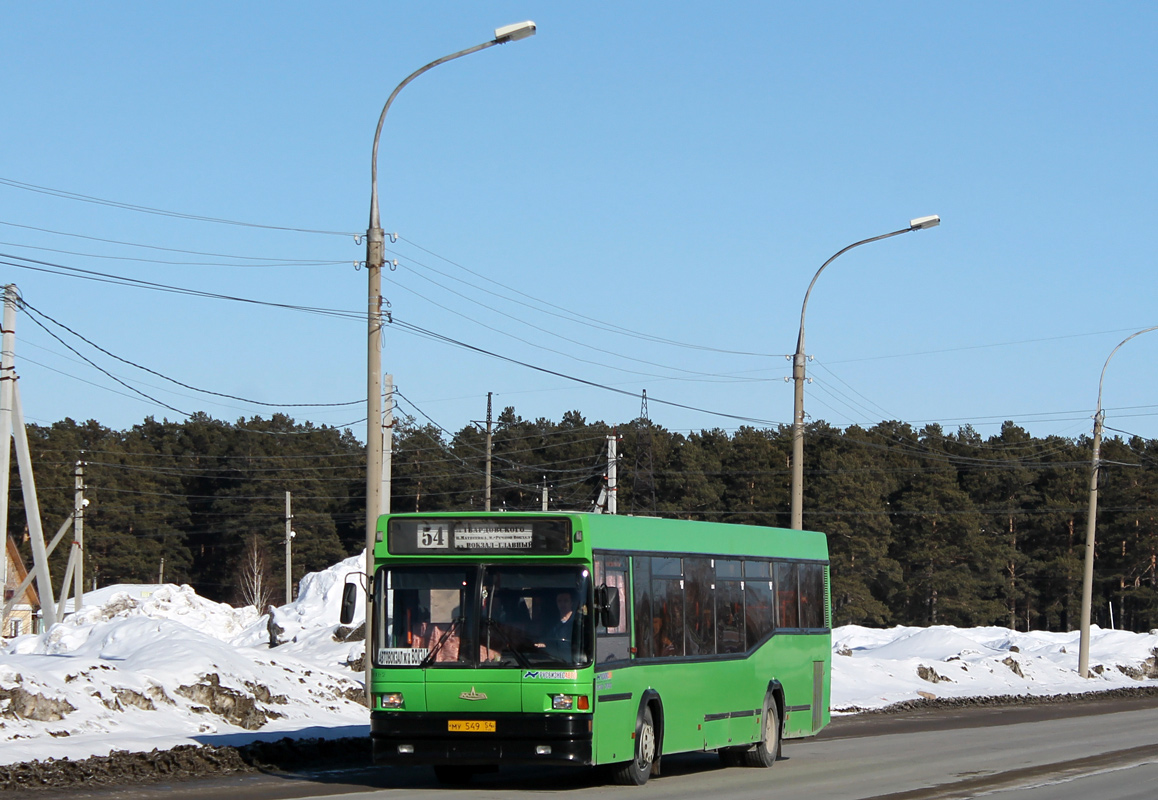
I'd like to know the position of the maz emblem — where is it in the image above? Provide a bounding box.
[460,687,487,701]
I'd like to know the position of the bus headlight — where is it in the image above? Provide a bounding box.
[379,692,404,709]
[551,694,590,710]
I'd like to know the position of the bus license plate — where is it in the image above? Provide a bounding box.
[448,720,495,733]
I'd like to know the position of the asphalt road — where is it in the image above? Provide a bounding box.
[28,695,1158,800]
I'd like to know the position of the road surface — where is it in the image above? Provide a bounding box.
[16,695,1158,800]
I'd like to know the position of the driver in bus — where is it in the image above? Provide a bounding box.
[536,589,578,659]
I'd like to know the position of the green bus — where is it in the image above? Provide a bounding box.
[341,512,830,785]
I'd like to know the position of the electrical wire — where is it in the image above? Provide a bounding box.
[0,252,363,321]
[0,177,358,237]
[385,263,762,382]
[19,298,362,408]
[0,220,347,263]
[397,236,778,357]
[388,316,786,427]
[18,301,190,416]
[0,239,344,268]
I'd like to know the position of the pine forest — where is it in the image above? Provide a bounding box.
[8,408,1158,633]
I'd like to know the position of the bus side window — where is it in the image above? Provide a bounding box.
[776,562,799,629]
[632,556,653,658]
[684,557,713,656]
[744,560,774,647]
[654,576,685,657]
[716,559,744,654]
[800,563,826,629]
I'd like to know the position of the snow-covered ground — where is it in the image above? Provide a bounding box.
[831,623,1157,711]
[3,554,1156,767]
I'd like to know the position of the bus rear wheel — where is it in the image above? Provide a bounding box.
[740,699,779,768]
[613,705,657,785]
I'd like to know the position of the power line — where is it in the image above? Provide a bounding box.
[19,298,362,409]
[393,390,608,478]
[0,220,346,263]
[824,326,1158,365]
[389,316,787,428]
[397,236,778,357]
[0,176,358,237]
[386,262,762,382]
[0,252,363,321]
[0,239,344,268]
[17,298,190,416]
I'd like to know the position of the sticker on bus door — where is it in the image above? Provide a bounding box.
[378,648,429,666]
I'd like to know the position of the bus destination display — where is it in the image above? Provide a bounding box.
[387,517,572,555]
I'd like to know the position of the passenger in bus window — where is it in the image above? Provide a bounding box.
[654,614,675,656]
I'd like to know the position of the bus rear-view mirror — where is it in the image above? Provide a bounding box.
[340,581,358,625]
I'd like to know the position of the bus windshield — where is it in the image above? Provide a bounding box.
[373,564,592,669]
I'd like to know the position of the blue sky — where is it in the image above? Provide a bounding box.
[3,2,1156,444]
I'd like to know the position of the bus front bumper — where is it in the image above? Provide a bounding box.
[370,711,593,766]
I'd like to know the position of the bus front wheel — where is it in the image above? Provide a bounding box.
[613,705,657,785]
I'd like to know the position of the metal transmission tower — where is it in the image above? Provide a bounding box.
[630,390,657,515]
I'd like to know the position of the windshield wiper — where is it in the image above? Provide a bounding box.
[419,616,464,668]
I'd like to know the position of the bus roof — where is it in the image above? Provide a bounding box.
[381,512,828,562]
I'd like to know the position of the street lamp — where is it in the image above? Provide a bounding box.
[364,21,537,573]
[789,215,940,530]
[1078,325,1158,677]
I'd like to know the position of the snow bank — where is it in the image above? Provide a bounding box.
[0,557,369,766]
[832,623,1158,711]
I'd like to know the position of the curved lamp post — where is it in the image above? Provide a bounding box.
[1078,324,1158,677]
[790,215,940,530]
[364,20,536,556]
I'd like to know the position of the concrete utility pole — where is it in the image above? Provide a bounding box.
[73,460,85,612]
[362,22,535,697]
[285,491,294,605]
[485,392,493,511]
[606,434,619,515]
[381,376,393,516]
[0,286,16,606]
[541,477,549,511]
[0,285,83,630]
[364,21,537,564]
[789,216,940,530]
[1078,325,1158,678]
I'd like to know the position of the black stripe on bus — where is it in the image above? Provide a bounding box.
[785,704,811,713]
[704,709,757,722]
[598,692,633,703]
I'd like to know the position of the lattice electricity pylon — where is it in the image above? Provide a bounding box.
[630,390,657,515]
